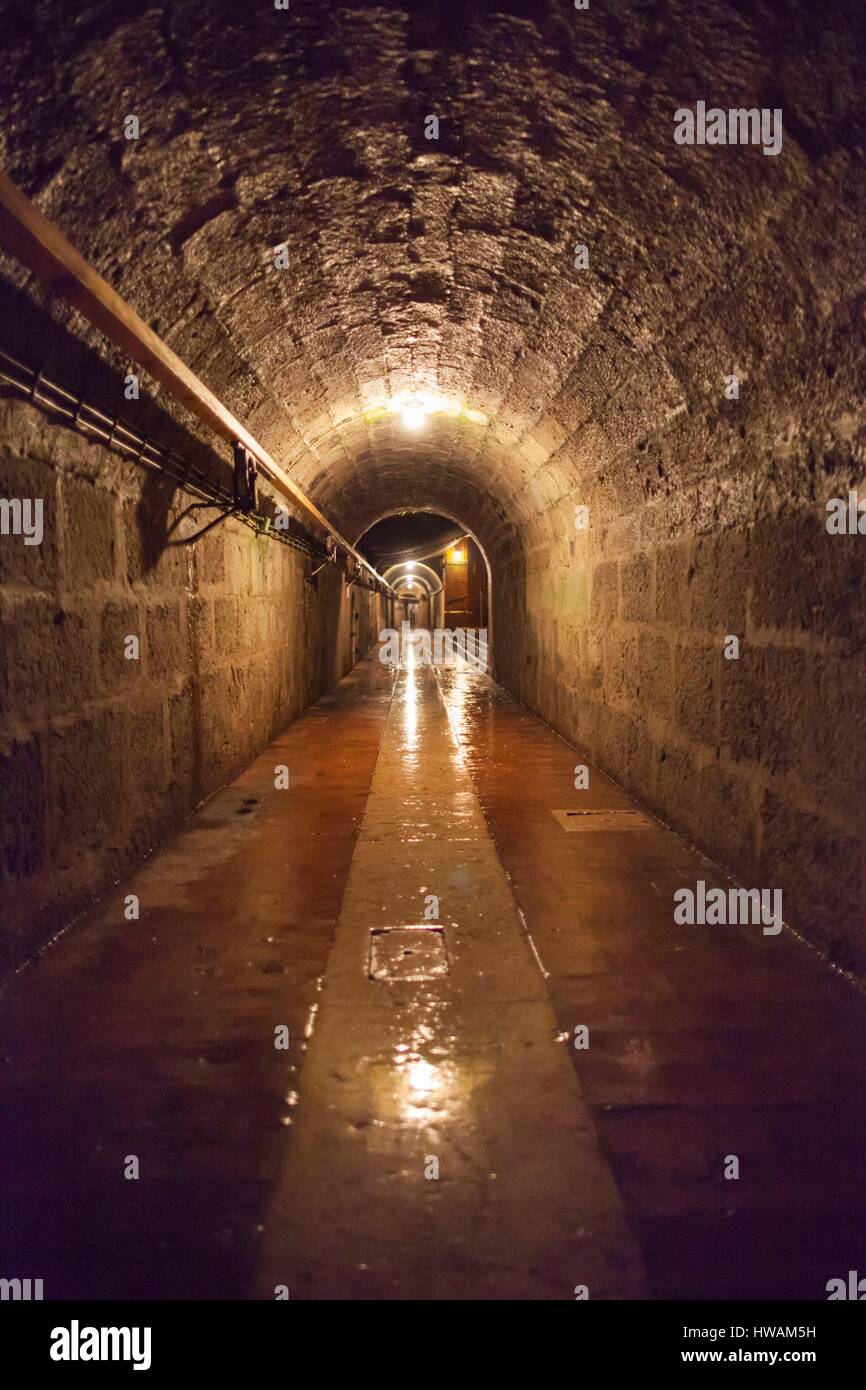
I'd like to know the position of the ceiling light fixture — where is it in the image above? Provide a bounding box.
[400,401,428,431]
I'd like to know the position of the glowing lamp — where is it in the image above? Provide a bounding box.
[400,402,427,430]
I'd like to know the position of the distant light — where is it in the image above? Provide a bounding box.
[450,548,465,563]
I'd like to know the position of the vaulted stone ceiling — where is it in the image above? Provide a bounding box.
[0,0,862,561]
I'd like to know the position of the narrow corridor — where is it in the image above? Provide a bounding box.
[2,647,865,1301]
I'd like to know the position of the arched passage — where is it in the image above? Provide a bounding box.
[384,559,441,630]
[359,505,496,659]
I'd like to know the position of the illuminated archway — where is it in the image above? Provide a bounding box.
[356,507,494,657]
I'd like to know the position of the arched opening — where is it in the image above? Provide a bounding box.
[386,561,442,630]
[357,507,493,661]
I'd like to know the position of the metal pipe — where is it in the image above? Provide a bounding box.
[0,169,392,592]
[0,346,325,561]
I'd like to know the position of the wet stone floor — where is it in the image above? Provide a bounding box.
[2,649,865,1299]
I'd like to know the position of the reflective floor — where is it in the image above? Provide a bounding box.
[2,648,866,1299]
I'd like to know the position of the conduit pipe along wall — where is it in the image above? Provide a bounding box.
[0,171,391,595]
[0,179,388,977]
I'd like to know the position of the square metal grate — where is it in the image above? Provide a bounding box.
[551,808,654,832]
[369,926,449,981]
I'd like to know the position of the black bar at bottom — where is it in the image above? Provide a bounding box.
[1,1298,859,1378]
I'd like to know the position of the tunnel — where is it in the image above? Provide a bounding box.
[0,0,864,1315]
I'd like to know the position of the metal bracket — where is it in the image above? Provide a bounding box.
[168,501,238,545]
[29,361,47,405]
[233,442,258,514]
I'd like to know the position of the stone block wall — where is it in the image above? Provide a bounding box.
[0,392,381,974]
[511,344,865,975]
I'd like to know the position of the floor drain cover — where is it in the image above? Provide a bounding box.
[551,809,654,831]
[369,926,448,981]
